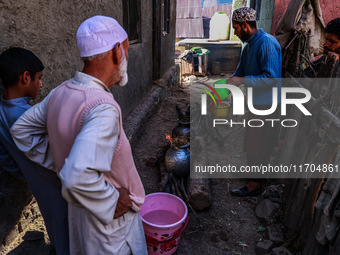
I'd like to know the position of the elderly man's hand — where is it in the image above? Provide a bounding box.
[226,76,244,86]
[114,187,132,219]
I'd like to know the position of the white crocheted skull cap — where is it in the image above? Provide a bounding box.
[77,15,128,57]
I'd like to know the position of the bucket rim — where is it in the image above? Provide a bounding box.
[141,192,188,229]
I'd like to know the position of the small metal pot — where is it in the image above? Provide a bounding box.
[165,144,190,178]
[213,102,230,118]
[172,116,190,138]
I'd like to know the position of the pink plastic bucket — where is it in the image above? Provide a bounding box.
[140,193,189,255]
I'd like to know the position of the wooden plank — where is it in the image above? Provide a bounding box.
[301,209,329,255]
[188,136,211,211]
[283,142,338,251]
[279,107,303,165]
[287,76,340,144]
[318,107,340,144]
[281,74,340,253]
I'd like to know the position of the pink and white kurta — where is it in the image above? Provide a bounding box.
[11,71,147,255]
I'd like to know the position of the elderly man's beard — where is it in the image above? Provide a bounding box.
[116,50,128,87]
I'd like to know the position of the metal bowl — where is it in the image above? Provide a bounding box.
[213,102,230,118]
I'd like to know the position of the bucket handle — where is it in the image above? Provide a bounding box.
[152,216,190,244]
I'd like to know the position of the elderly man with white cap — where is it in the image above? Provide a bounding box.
[11,15,147,255]
[226,7,282,197]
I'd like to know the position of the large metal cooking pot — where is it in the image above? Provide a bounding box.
[165,144,190,178]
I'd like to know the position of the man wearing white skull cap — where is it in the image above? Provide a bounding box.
[11,15,147,255]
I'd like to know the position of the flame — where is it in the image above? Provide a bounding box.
[165,134,173,144]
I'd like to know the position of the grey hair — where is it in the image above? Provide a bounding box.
[82,50,110,61]
[81,44,126,62]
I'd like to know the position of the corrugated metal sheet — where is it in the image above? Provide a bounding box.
[176,0,233,38]
[177,0,202,18]
[202,0,233,8]
[176,18,204,38]
[202,4,232,18]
